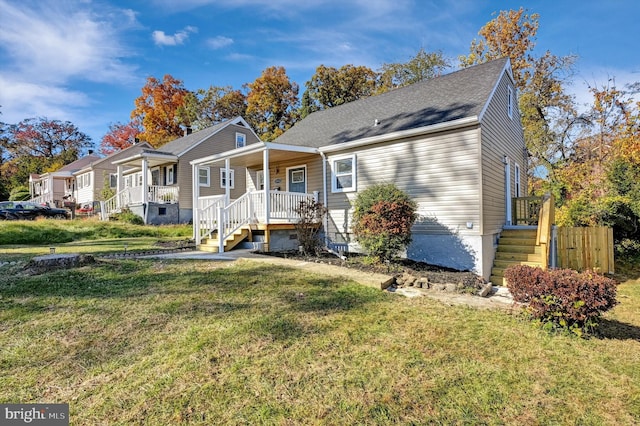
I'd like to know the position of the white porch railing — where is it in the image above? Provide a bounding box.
[28,193,53,206]
[102,185,179,219]
[195,190,316,249]
[148,185,179,204]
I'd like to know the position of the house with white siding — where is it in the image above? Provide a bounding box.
[191,58,527,280]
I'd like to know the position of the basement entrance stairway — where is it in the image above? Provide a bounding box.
[490,227,543,286]
[199,227,251,253]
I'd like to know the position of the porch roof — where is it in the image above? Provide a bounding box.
[112,150,178,168]
[190,141,319,168]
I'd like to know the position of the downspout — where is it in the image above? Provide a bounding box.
[319,151,329,248]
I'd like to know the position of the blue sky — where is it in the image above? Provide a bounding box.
[1,0,638,149]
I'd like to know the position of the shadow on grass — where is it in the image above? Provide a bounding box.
[595,318,640,342]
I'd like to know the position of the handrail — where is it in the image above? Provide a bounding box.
[197,195,226,244]
[512,196,543,225]
[148,185,179,203]
[535,194,555,269]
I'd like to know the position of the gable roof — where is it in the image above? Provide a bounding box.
[73,142,154,174]
[274,58,511,148]
[58,154,102,173]
[155,116,257,157]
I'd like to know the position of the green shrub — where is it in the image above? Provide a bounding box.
[352,183,417,263]
[504,265,618,336]
[9,186,31,201]
[109,209,145,225]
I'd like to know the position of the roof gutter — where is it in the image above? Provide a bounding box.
[190,141,318,166]
[318,116,479,154]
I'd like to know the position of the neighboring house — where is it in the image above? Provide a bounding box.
[191,58,527,281]
[106,117,261,224]
[29,154,102,207]
[71,142,153,211]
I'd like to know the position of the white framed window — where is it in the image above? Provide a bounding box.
[514,163,521,197]
[77,172,91,189]
[256,170,264,190]
[165,165,175,185]
[236,132,246,148]
[220,168,235,189]
[136,172,143,187]
[331,155,357,193]
[508,86,514,119]
[198,167,210,187]
[124,175,132,188]
[109,174,117,188]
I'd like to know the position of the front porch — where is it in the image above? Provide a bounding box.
[194,190,318,253]
[102,185,179,219]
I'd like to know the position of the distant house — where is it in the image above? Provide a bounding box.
[29,154,102,207]
[191,59,527,281]
[106,117,261,224]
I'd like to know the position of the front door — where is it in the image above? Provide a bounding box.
[287,166,306,193]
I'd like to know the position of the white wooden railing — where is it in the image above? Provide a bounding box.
[28,194,53,206]
[102,185,178,219]
[195,190,317,249]
[148,186,179,203]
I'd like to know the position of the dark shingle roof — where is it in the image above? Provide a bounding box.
[275,58,509,148]
[58,154,102,173]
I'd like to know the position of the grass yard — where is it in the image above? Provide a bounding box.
[0,256,638,425]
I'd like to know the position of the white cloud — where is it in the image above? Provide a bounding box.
[207,36,234,49]
[0,0,137,85]
[152,26,198,46]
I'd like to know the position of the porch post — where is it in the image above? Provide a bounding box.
[192,164,200,244]
[263,148,270,225]
[116,165,123,194]
[225,158,231,204]
[141,158,149,203]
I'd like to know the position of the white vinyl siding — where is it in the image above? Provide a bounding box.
[480,72,526,234]
[325,127,481,243]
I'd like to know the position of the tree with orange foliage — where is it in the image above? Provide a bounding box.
[246,66,299,141]
[460,7,539,91]
[99,120,143,155]
[131,75,189,147]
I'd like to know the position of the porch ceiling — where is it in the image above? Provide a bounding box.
[191,142,319,169]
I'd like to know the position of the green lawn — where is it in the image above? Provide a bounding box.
[0,255,638,425]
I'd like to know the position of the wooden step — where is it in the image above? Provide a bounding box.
[494,251,542,262]
[496,244,540,254]
[490,275,508,286]
[200,228,249,253]
[493,259,542,270]
[500,229,537,239]
[497,237,537,246]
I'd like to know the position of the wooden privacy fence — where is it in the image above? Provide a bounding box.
[556,227,614,274]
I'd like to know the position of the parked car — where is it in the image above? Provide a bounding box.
[0,201,70,220]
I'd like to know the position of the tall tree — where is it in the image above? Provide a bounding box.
[246,66,299,141]
[99,120,143,155]
[305,64,377,110]
[1,117,92,194]
[131,74,189,147]
[378,49,451,92]
[177,86,247,131]
[460,7,539,91]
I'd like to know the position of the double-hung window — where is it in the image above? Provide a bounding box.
[331,155,356,193]
[198,167,210,187]
[165,165,175,185]
[508,86,514,119]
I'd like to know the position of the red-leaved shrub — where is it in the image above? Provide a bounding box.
[504,265,618,336]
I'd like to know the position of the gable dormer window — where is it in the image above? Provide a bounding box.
[508,86,514,119]
[236,132,246,148]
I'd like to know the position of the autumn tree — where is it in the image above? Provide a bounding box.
[305,64,377,110]
[460,7,539,91]
[378,49,451,92]
[0,117,92,194]
[99,120,143,155]
[246,66,299,141]
[177,86,247,131]
[131,74,189,147]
